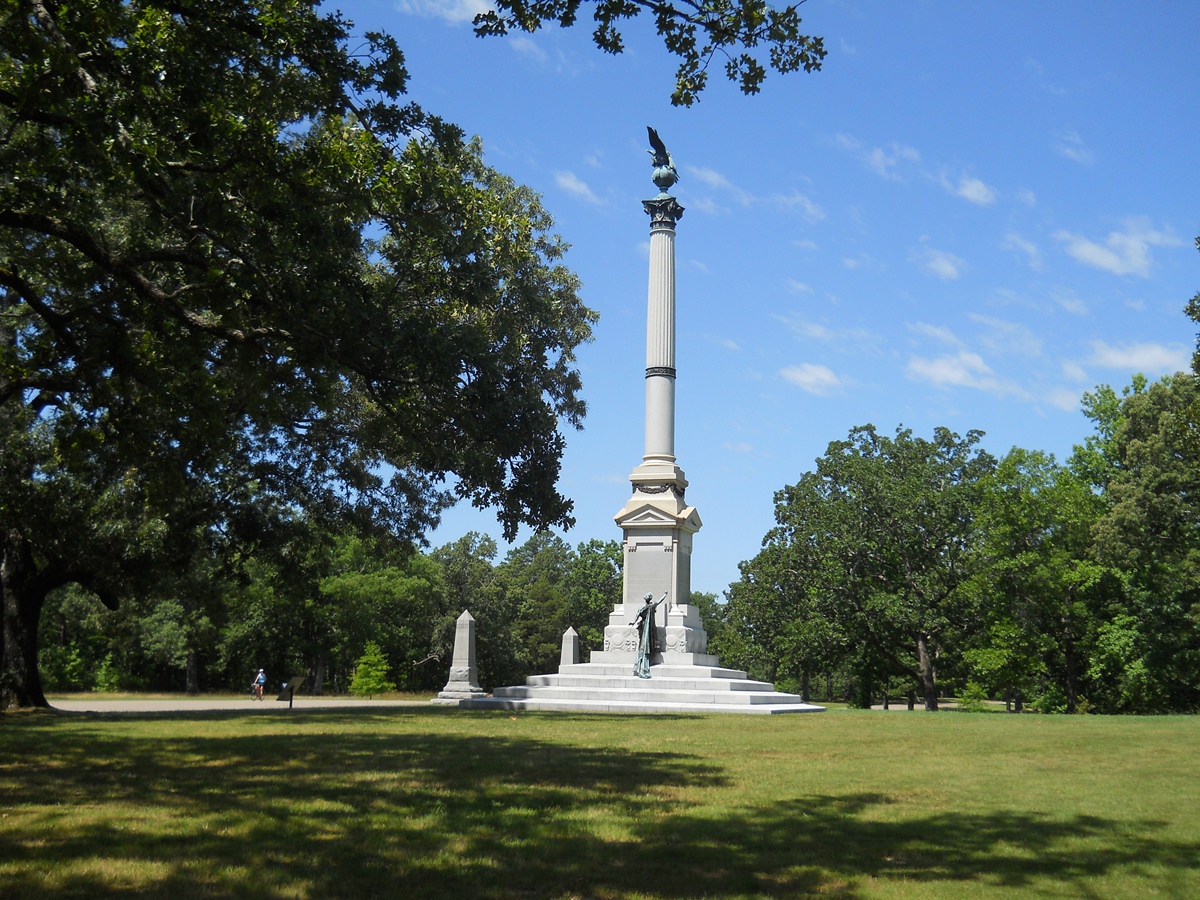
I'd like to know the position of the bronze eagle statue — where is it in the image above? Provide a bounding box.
[647,126,677,180]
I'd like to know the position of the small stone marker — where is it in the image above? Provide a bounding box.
[436,609,486,701]
[560,626,580,671]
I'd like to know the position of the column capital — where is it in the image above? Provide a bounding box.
[642,195,685,228]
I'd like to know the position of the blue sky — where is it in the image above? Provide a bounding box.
[333,0,1200,594]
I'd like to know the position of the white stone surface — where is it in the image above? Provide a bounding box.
[452,661,824,715]
[559,626,580,670]
[433,609,486,702]
[644,219,676,462]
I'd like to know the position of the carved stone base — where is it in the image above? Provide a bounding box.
[438,665,487,700]
[602,624,707,656]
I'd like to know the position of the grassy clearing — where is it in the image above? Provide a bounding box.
[2,707,1198,899]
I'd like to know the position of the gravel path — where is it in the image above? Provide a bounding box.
[50,696,433,713]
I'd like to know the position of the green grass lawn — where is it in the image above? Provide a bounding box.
[2,707,1198,898]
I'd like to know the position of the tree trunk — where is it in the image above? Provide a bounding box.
[311,657,326,696]
[1,538,49,710]
[1062,611,1077,714]
[800,671,810,703]
[917,634,938,711]
[882,676,890,710]
[907,690,916,710]
[185,651,200,695]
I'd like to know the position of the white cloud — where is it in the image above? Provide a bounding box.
[1047,387,1082,411]
[781,363,842,395]
[958,175,997,205]
[685,166,822,219]
[783,318,834,341]
[773,191,825,221]
[908,351,992,388]
[1025,59,1068,97]
[786,279,813,294]
[1088,340,1190,375]
[684,165,752,206]
[940,172,996,205]
[907,351,1027,398]
[792,238,818,251]
[686,196,721,216]
[723,441,754,453]
[1054,130,1093,165]
[1061,361,1089,382]
[508,36,547,62]
[776,314,881,353]
[836,133,920,181]
[397,0,492,23]
[1016,189,1037,207]
[1052,288,1089,315]
[1053,218,1183,277]
[686,165,733,190]
[1001,232,1043,270]
[555,170,602,205]
[969,314,1043,357]
[715,337,741,351]
[689,259,710,274]
[915,246,968,280]
[907,321,963,346]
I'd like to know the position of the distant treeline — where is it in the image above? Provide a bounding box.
[38,531,624,698]
[39,374,1200,713]
[714,373,1200,714]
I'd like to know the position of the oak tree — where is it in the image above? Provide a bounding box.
[1,0,594,708]
[476,0,826,106]
[752,425,995,710]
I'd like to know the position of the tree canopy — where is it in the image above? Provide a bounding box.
[1,0,596,708]
[739,425,995,710]
[475,0,826,106]
[726,369,1200,713]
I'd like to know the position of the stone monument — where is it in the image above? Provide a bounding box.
[436,129,822,714]
[590,126,710,669]
[433,609,487,702]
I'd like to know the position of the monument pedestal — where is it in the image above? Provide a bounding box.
[432,127,824,716]
[452,661,824,714]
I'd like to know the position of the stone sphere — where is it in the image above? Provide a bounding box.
[652,165,678,191]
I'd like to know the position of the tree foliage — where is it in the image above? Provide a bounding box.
[750,426,994,710]
[1077,374,1200,712]
[1,0,595,708]
[475,0,826,106]
[727,364,1200,713]
[966,449,1113,712]
[348,641,395,698]
[35,526,624,696]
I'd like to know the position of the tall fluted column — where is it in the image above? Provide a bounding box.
[643,198,682,464]
[593,128,712,668]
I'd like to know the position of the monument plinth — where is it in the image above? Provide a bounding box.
[592,137,711,667]
[436,128,822,714]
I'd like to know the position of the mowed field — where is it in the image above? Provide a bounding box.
[2,705,1197,899]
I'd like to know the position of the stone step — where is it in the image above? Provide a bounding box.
[558,663,750,680]
[491,685,810,705]
[521,673,776,692]
[453,696,825,715]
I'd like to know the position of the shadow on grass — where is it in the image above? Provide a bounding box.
[2,709,1198,898]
